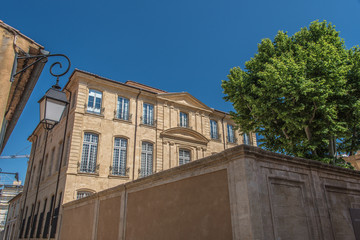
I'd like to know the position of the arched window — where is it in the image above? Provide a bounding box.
[76,190,94,200]
[112,138,127,176]
[80,133,98,173]
[140,142,153,177]
[179,149,191,165]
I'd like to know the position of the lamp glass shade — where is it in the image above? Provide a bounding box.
[39,88,68,127]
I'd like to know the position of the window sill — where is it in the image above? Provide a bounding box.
[113,118,132,124]
[140,123,156,129]
[85,111,104,118]
[108,174,130,179]
[211,138,222,143]
[77,172,99,177]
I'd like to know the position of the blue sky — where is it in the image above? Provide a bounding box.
[1,0,360,182]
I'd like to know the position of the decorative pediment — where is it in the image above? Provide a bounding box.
[160,127,209,145]
[158,92,212,112]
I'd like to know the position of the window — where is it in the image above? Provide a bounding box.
[227,124,235,143]
[179,149,191,165]
[80,133,98,173]
[243,133,250,145]
[179,112,188,127]
[210,120,218,139]
[143,103,154,125]
[140,142,153,177]
[112,138,127,176]
[117,97,130,120]
[76,191,93,200]
[87,89,102,114]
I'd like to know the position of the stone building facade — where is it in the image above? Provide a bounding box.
[2,192,22,240]
[16,69,256,239]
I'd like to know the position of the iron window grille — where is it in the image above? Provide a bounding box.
[112,138,128,176]
[139,142,153,177]
[79,133,99,173]
[179,149,191,165]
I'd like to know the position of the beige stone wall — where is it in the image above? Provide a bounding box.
[0,21,43,152]
[60,145,360,240]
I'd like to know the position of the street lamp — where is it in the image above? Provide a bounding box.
[14,53,71,240]
[38,85,69,130]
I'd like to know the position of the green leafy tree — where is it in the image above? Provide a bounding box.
[222,20,360,166]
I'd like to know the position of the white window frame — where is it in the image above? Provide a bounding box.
[87,89,102,114]
[117,97,130,120]
[179,149,191,165]
[80,133,98,173]
[227,124,235,143]
[143,103,154,125]
[140,142,153,177]
[210,120,218,139]
[112,138,127,176]
[179,112,188,127]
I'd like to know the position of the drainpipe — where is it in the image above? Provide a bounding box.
[221,113,227,150]
[132,90,142,180]
[17,134,38,239]
[47,89,72,240]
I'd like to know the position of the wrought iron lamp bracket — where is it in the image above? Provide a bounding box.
[13,53,71,89]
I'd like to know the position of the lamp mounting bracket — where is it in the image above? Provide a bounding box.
[12,53,71,89]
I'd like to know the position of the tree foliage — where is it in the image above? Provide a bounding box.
[222,20,360,166]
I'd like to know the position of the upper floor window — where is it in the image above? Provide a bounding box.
[143,103,154,126]
[112,138,127,176]
[140,142,153,177]
[87,89,102,114]
[179,149,191,165]
[179,112,188,127]
[80,133,98,173]
[243,133,250,145]
[117,97,130,120]
[227,124,236,143]
[210,120,218,139]
[76,191,94,200]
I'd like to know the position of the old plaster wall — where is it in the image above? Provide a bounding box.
[60,145,360,240]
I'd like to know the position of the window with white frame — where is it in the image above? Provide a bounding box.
[140,142,153,177]
[143,103,154,125]
[76,191,94,200]
[179,112,188,127]
[112,138,127,176]
[243,133,250,145]
[117,97,130,120]
[227,124,235,143]
[179,149,191,165]
[87,89,102,114]
[80,133,98,173]
[210,120,218,139]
